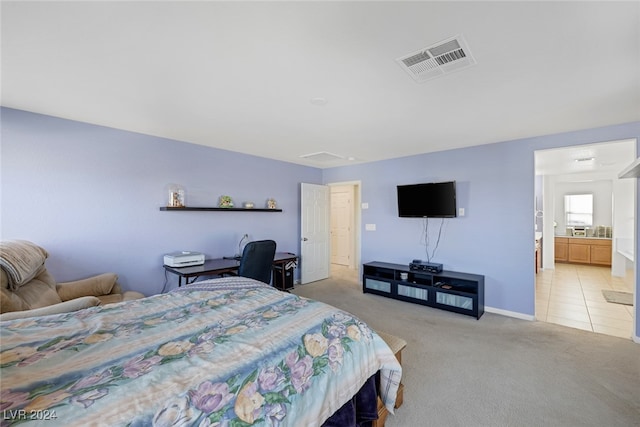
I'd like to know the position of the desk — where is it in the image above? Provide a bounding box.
[164,252,298,288]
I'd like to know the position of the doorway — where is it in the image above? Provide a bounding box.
[534,139,637,339]
[329,181,361,283]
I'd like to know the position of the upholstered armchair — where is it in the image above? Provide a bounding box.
[0,240,144,320]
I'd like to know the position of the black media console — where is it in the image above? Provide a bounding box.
[362,262,485,319]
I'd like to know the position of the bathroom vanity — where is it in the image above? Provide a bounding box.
[554,236,612,266]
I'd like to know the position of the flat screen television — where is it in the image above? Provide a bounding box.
[397,181,457,218]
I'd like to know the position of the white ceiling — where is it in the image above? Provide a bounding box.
[535,138,636,179]
[2,1,639,168]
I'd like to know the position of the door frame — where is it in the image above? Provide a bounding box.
[328,181,362,275]
[329,184,355,268]
[534,140,638,342]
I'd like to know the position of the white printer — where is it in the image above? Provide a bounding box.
[163,251,205,267]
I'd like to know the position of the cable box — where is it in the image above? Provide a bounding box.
[409,260,443,273]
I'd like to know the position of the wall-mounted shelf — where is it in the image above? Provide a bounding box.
[160,207,282,212]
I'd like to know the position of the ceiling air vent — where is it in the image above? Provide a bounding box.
[299,151,344,163]
[396,34,476,83]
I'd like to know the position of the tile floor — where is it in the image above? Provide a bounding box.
[536,263,635,339]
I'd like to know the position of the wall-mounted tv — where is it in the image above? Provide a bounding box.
[397,181,457,218]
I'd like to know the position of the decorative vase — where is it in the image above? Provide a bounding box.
[167,184,185,208]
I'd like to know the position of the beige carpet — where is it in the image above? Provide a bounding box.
[293,277,640,427]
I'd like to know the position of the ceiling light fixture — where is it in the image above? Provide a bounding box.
[574,157,595,162]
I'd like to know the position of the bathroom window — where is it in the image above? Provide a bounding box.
[564,194,593,226]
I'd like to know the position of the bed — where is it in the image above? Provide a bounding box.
[0,277,402,426]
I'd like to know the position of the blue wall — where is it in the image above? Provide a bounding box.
[1,108,322,295]
[2,107,639,338]
[323,122,640,328]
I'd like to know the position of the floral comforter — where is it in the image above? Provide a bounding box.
[1,277,401,426]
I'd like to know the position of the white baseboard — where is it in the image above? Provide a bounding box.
[485,306,535,321]
[487,307,639,345]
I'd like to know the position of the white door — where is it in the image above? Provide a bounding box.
[300,183,330,284]
[330,185,354,266]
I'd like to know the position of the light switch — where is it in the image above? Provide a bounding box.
[361,203,369,209]
[458,208,465,217]
[365,224,376,231]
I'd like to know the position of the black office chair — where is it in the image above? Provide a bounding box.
[237,240,277,284]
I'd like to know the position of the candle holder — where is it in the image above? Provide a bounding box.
[167,184,185,208]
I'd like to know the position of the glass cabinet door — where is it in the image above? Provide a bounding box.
[435,292,473,310]
[397,284,429,302]
[364,277,391,293]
